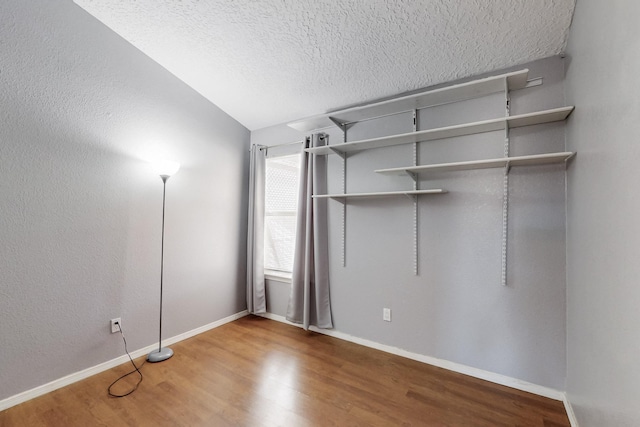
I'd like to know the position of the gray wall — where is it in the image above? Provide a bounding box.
[565,0,640,425]
[253,56,568,390]
[0,1,249,401]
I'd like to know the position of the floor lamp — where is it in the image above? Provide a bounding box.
[148,160,180,363]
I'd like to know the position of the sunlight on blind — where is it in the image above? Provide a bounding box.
[264,154,300,272]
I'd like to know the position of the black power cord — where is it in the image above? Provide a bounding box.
[108,321,144,397]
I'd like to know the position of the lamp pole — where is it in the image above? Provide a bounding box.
[148,170,176,363]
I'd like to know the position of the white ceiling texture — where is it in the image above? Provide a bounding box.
[74,0,576,131]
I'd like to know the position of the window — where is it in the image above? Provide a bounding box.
[264,153,301,276]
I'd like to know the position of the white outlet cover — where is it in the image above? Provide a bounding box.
[110,318,121,333]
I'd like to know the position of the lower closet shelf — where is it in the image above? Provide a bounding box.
[312,189,447,199]
[375,152,575,176]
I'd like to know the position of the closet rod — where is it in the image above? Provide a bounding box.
[258,140,303,151]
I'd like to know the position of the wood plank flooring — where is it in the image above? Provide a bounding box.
[0,315,570,426]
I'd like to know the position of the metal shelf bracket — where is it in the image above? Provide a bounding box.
[405,171,418,182]
[329,147,346,159]
[328,117,350,143]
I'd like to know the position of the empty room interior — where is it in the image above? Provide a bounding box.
[1,0,638,426]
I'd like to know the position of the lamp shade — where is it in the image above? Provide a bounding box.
[152,159,180,177]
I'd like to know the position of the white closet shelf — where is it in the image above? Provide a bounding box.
[289,69,530,132]
[312,189,447,199]
[305,106,574,156]
[375,152,576,176]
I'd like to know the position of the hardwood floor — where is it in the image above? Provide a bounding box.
[0,316,570,426]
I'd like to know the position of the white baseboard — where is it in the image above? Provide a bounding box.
[257,312,565,402]
[0,310,249,412]
[563,393,579,426]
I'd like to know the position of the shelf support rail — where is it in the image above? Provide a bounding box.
[327,117,349,268]
[342,149,346,267]
[412,109,419,276]
[501,79,511,287]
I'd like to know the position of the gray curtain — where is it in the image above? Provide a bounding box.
[286,134,333,330]
[246,144,266,314]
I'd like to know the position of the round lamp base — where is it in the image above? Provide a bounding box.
[147,347,174,363]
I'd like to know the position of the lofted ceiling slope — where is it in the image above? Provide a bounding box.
[73,0,575,131]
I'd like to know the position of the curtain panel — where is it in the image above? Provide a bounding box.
[246,144,266,314]
[286,134,333,330]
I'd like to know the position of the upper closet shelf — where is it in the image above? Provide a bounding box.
[288,69,530,132]
[375,152,576,176]
[306,106,574,156]
[312,189,447,199]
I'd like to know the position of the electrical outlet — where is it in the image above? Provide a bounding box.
[383,308,391,322]
[110,318,121,334]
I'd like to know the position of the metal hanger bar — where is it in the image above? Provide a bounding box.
[257,140,302,151]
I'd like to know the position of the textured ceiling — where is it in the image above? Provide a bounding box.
[73,0,575,131]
